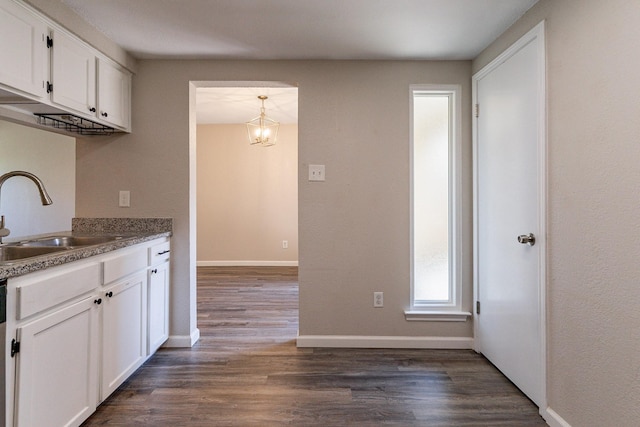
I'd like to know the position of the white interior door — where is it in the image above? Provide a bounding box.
[473,23,545,407]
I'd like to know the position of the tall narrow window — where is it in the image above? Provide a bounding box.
[409,85,462,318]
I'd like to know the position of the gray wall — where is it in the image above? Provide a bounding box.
[474,0,640,425]
[23,0,474,346]
[25,0,640,424]
[0,120,75,239]
[196,123,299,266]
[75,59,474,344]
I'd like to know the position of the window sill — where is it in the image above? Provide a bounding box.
[404,310,472,322]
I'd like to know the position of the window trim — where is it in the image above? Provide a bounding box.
[407,84,467,321]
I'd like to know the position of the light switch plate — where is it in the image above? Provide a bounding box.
[119,191,130,207]
[309,164,325,181]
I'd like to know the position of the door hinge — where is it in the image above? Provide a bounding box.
[474,104,480,118]
[11,339,20,357]
[46,81,53,93]
[476,301,481,315]
[46,35,53,48]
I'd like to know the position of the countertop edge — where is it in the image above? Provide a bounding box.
[0,231,171,280]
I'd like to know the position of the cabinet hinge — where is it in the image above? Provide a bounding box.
[11,339,20,358]
[46,81,53,93]
[46,35,53,48]
[474,104,480,118]
[476,301,480,315]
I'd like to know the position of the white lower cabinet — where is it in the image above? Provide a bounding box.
[148,261,169,355]
[6,237,170,427]
[100,270,146,400]
[14,296,99,427]
[148,239,170,355]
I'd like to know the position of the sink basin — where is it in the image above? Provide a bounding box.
[0,235,127,263]
[16,235,123,247]
[0,245,70,262]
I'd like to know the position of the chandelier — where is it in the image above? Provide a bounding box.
[246,95,279,147]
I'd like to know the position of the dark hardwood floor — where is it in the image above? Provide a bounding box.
[82,266,547,426]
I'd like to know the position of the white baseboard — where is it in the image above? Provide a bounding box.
[541,407,572,427]
[164,328,200,348]
[197,260,299,267]
[296,334,474,349]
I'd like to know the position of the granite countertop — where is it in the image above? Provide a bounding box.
[0,218,172,280]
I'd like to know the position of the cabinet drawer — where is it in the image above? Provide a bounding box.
[149,240,170,266]
[16,262,101,320]
[103,246,147,284]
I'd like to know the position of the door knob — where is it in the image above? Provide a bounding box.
[517,233,536,246]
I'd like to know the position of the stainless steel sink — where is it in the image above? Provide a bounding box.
[0,245,70,262]
[0,235,126,262]
[16,235,123,248]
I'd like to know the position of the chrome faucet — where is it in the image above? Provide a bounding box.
[0,171,53,243]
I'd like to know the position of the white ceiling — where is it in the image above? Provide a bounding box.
[61,0,538,61]
[196,86,298,124]
[60,0,539,124]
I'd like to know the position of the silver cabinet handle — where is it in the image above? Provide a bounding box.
[517,233,536,246]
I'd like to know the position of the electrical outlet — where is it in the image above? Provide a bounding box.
[119,190,130,207]
[308,164,325,181]
[282,240,289,249]
[374,292,384,308]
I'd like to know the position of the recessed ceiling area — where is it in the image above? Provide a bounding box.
[196,87,298,125]
[61,0,539,61]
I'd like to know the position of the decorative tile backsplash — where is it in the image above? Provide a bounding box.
[72,217,173,234]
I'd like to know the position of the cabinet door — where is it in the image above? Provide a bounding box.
[148,261,169,355]
[101,271,146,400]
[14,296,99,427]
[0,0,48,98]
[97,58,131,129]
[51,28,96,115]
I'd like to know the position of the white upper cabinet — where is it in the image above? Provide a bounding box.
[97,58,131,129]
[51,30,132,131]
[51,32,131,130]
[0,0,132,133]
[51,28,97,116]
[0,0,48,98]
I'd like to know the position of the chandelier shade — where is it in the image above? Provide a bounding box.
[246,95,279,147]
